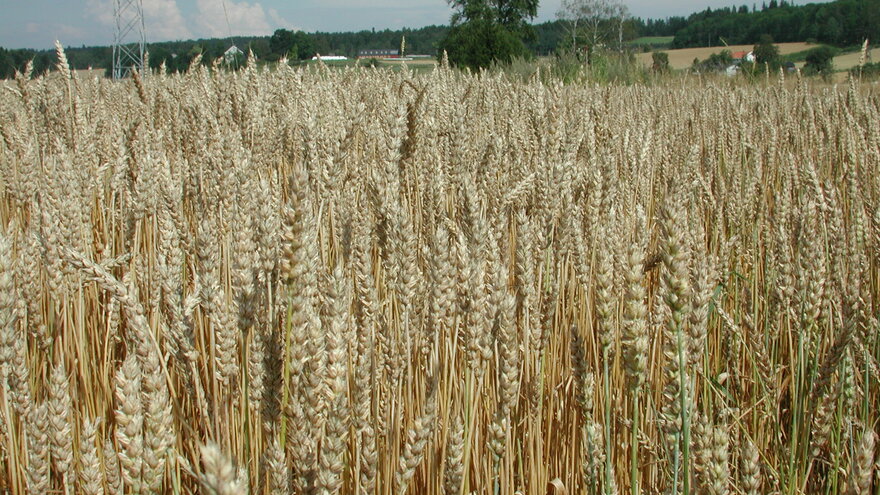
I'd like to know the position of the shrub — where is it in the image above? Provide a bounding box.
[851,61,880,79]
[803,45,837,76]
[692,50,734,73]
[652,52,670,72]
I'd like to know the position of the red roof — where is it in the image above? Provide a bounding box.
[732,51,749,59]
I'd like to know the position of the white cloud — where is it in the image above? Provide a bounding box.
[57,24,89,40]
[86,0,192,42]
[86,0,115,27]
[23,22,88,44]
[143,0,193,41]
[267,8,297,31]
[194,0,272,38]
[300,0,438,7]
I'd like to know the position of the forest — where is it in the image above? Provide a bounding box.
[671,0,880,48]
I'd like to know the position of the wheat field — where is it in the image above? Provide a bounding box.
[0,47,878,495]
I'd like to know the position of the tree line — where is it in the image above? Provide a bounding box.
[0,0,875,77]
[671,0,880,48]
[0,25,454,78]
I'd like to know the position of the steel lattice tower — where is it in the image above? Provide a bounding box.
[112,0,146,79]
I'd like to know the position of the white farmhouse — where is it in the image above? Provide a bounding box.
[224,45,244,65]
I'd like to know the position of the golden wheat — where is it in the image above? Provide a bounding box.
[0,47,877,494]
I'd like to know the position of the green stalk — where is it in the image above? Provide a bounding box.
[672,431,680,495]
[677,323,691,495]
[604,345,613,494]
[828,388,844,495]
[462,368,475,495]
[864,344,872,430]
[494,456,501,495]
[631,391,640,495]
[789,328,804,494]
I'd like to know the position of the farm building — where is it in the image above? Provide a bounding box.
[732,50,755,63]
[358,49,399,59]
[725,50,757,76]
[224,45,243,64]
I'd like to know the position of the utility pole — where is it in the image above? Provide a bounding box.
[112,0,146,79]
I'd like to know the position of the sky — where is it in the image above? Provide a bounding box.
[0,0,829,50]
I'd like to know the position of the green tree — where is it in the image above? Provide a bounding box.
[270,29,295,57]
[148,46,172,71]
[652,51,669,72]
[248,39,271,60]
[439,18,527,70]
[692,49,733,72]
[291,31,314,59]
[556,0,630,63]
[752,34,779,68]
[822,16,842,45]
[0,48,14,79]
[268,29,314,60]
[439,0,538,70]
[803,45,836,76]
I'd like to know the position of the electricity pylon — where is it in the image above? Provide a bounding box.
[112,0,145,79]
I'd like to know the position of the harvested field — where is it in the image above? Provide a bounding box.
[834,47,880,71]
[637,41,815,69]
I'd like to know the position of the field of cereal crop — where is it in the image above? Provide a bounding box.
[0,48,878,494]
